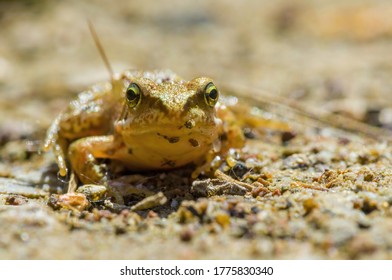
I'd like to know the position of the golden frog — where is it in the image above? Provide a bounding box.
[44,69,244,201]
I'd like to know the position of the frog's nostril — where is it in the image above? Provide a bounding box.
[185,120,195,129]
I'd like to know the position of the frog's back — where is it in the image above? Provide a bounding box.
[121,69,183,84]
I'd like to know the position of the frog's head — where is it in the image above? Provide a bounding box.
[115,70,220,167]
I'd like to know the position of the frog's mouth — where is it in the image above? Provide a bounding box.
[120,123,219,154]
[123,123,216,136]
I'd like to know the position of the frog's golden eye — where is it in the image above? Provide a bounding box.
[204,82,219,107]
[126,83,142,108]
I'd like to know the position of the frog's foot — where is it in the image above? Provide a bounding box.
[53,141,68,177]
[68,136,112,184]
[43,115,69,177]
[44,138,68,178]
[68,135,125,204]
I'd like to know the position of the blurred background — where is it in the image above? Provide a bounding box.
[1,0,392,142]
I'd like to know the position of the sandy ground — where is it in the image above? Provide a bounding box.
[1,0,392,259]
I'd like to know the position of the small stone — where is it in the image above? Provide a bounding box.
[180,228,194,242]
[363,172,374,182]
[215,212,231,228]
[170,199,179,208]
[76,184,107,201]
[5,195,28,206]
[229,161,249,179]
[130,192,167,211]
[361,197,378,214]
[147,210,158,218]
[47,193,90,212]
[303,198,318,215]
[281,131,296,143]
[243,127,256,139]
[251,184,269,198]
[226,156,237,168]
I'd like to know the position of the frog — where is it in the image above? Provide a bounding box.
[43,69,245,204]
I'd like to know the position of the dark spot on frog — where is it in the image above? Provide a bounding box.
[169,137,180,143]
[184,120,194,129]
[161,159,176,167]
[128,148,133,154]
[157,133,180,143]
[189,138,199,147]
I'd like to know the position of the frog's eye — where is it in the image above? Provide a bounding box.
[126,83,142,108]
[204,82,219,107]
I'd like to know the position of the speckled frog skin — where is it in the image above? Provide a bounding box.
[44,70,238,185]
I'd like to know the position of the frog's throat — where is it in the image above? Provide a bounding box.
[119,124,218,139]
[116,116,220,136]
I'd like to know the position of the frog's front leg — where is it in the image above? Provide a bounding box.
[68,135,124,203]
[191,105,245,178]
[68,135,116,184]
[44,90,115,177]
[216,104,246,153]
